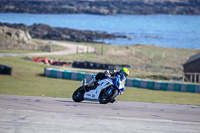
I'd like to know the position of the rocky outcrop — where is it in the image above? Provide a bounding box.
[0,26,36,50]
[0,0,200,15]
[0,22,127,43]
[0,26,32,43]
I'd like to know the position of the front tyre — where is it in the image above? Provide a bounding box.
[99,89,119,104]
[72,87,85,102]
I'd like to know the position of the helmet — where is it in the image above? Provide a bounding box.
[119,67,129,77]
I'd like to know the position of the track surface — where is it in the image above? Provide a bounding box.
[0,94,200,133]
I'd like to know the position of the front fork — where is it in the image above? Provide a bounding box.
[82,78,87,86]
[106,87,118,95]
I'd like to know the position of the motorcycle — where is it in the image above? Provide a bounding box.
[72,75,124,104]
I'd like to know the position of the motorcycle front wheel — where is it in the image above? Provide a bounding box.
[99,89,119,104]
[72,86,85,102]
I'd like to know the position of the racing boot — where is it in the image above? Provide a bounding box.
[85,78,97,91]
[92,81,98,89]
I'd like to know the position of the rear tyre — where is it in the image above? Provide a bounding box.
[110,98,116,103]
[72,87,85,102]
[99,89,119,104]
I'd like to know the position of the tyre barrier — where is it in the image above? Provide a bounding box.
[0,64,12,75]
[44,68,200,93]
[72,61,130,70]
[44,68,92,81]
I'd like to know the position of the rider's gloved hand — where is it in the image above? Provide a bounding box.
[119,88,124,95]
[104,70,111,78]
[120,86,125,95]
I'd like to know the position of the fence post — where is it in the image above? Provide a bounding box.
[182,72,185,83]
[190,74,193,82]
[49,44,52,52]
[76,46,78,54]
[87,46,89,54]
[101,43,103,55]
[199,74,200,83]
[162,52,165,60]
[194,73,197,83]
[151,53,154,59]
[94,48,97,54]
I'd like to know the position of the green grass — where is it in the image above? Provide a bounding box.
[0,50,46,53]
[0,56,200,105]
[0,57,80,98]
[118,87,200,105]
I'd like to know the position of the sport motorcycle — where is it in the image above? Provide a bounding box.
[72,75,124,104]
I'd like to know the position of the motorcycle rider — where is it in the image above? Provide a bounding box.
[85,67,129,94]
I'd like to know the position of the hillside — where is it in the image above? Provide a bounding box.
[0,0,200,15]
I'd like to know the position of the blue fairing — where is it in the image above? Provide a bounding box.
[107,75,122,94]
[113,75,120,88]
[92,75,96,79]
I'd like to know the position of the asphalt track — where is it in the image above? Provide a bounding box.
[0,94,200,133]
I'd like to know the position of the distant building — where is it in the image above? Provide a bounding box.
[183,53,200,83]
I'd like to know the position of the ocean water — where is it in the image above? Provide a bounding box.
[0,13,200,49]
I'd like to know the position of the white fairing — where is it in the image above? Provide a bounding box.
[119,83,124,90]
[84,78,113,101]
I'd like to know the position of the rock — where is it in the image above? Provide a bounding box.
[0,26,37,50]
[0,22,128,43]
[0,26,32,43]
[25,31,32,41]
[15,30,27,43]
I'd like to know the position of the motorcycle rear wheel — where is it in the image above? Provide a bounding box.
[99,89,118,104]
[72,87,85,102]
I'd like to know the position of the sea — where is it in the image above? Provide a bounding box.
[0,13,200,49]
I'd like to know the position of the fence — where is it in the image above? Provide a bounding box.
[44,68,200,93]
[183,72,200,83]
[76,45,96,54]
[126,78,200,93]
